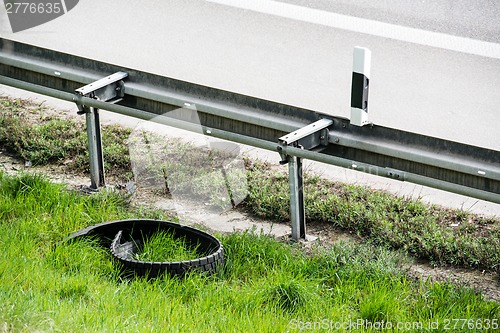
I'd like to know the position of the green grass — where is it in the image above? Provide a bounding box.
[0,172,498,332]
[245,162,500,272]
[1,96,500,273]
[132,230,201,262]
[0,97,131,178]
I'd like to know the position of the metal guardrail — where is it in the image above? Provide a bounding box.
[1,38,499,239]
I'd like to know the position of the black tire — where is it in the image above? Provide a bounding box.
[65,219,224,278]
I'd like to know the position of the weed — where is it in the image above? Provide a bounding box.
[0,98,131,178]
[132,230,201,262]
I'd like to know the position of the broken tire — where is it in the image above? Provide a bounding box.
[66,219,224,278]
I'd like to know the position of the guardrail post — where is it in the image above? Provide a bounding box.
[74,71,128,190]
[278,118,333,241]
[288,155,306,240]
[85,107,105,190]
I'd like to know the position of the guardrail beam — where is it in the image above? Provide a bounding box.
[1,37,499,207]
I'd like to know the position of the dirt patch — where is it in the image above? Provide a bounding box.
[130,184,293,237]
[407,261,500,302]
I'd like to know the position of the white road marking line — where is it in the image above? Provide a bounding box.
[207,0,500,59]
[60,0,68,14]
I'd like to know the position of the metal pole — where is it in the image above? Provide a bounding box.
[289,156,306,241]
[85,107,105,190]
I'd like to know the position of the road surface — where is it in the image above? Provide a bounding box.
[1,0,499,215]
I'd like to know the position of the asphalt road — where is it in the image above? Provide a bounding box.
[278,0,500,43]
[1,0,499,215]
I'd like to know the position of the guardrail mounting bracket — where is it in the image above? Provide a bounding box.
[277,118,333,241]
[74,71,128,190]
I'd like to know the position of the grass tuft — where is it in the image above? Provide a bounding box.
[133,230,201,262]
[263,277,310,313]
[0,98,131,178]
